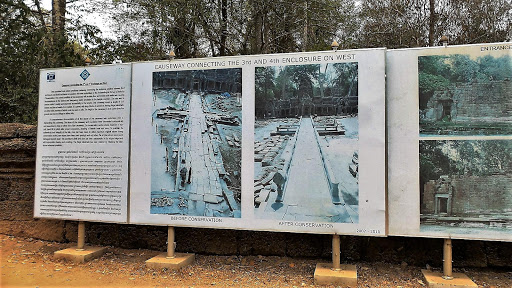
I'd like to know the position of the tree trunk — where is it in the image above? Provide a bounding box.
[51,0,67,66]
[52,0,66,36]
[220,0,228,56]
[318,65,325,98]
[303,1,308,51]
[281,68,287,100]
[428,0,435,46]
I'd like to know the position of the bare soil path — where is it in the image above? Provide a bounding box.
[1,234,511,287]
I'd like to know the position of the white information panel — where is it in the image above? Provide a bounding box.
[35,64,131,223]
[130,49,386,235]
[387,43,512,241]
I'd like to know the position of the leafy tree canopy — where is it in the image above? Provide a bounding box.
[420,140,512,187]
[2,0,511,124]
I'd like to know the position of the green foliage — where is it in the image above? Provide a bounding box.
[449,54,479,82]
[332,62,358,96]
[359,0,512,48]
[254,62,358,116]
[286,65,318,99]
[0,2,45,123]
[447,0,512,45]
[106,0,357,56]
[255,66,276,112]
[478,55,512,82]
[2,0,512,124]
[419,141,453,184]
[1,0,86,124]
[88,35,164,63]
[418,72,451,109]
[419,54,512,109]
[420,140,512,188]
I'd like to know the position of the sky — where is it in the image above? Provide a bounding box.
[38,0,112,38]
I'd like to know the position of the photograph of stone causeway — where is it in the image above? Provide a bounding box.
[150,69,242,218]
[254,63,360,223]
[419,54,512,136]
[420,140,512,234]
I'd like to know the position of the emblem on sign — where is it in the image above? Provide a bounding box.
[80,69,90,80]
[46,72,55,82]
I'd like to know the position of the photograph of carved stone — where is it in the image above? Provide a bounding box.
[150,69,242,218]
[254,63,359,223]
[419,54,512,136]
[420,140,512,234]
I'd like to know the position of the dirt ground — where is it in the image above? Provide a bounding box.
[1,234,511,288]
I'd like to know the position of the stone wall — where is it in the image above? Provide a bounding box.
[453,81,512,120]
[0,123,67,241]
[423,174,512,216]
[452,175,512,215]
[1,123,511,268]
[425,80,512,122]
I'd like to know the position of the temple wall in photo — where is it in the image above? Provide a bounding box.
[153,70,242,94]
[424,80,512,122]
[422,174,512,216]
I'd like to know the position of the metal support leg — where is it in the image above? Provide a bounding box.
[332,234,341,271]
[167,226,175,259]
[442,238,453,280]
[77,221,85,251]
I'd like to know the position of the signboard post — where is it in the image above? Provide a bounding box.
[314,234,358,287]
[422,238,478,288]
[77,221,85,250]
[145,226,195,269]
[443,238,453,280]
[54,220,107,263]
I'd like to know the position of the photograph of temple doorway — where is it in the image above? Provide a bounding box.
[419,54,512,136]
[150,69,242,218]
[420,140,512,234]
[253,62,359,223]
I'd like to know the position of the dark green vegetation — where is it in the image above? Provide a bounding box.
[2,0,512,123]
[419,140,512,189]
[1,0,84,123]
[255,63,357,112]
[419,54,512,109]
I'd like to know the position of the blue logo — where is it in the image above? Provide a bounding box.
[80,69,90,81]
[47,72,55,82]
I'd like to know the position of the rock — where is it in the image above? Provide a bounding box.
[400,261,408,269]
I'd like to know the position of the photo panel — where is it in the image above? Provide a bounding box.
[130,59,248,229]
[130,50,386,235]
[253,62,360,224]
[150,69,242,218]
[419,140,512,235]
[248,50,386,235]
[388,42,512,241]
[419,53,512,136]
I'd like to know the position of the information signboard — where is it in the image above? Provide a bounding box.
[129,49,386,235]
[387,43,512,241]
[35,64,131,223]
